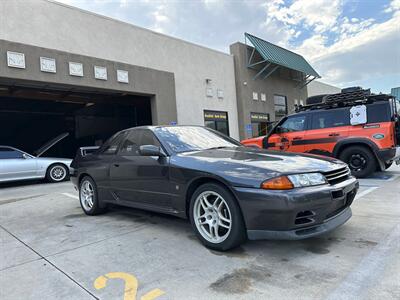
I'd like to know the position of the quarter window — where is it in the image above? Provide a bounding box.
[280,115,306,132]
[311,110,350,129]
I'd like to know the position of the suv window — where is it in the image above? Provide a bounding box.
[0,147,24,159]
[367,102,391,123]
[311,109,350,129]
[280,115,306,132]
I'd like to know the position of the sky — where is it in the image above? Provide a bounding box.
[55,0,399,93]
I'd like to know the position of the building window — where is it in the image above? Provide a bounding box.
[260,93,266,101]
[252,92,258,101]
[250,112,271,137]
[274,95,287,119]
[204,110,229,136]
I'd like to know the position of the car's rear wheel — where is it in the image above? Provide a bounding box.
[189,183,246,251]
[79,176,105,215]
[339,146,376,178]
[46,164,68,182]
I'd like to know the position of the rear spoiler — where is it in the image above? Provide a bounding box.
[79,146,100,157]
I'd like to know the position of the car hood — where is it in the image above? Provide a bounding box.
[173,146,346,187]
[34,133,69,157]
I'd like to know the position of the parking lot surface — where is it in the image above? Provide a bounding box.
[1,166,399,300]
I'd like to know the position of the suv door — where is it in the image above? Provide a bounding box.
[110,129,171,209]
[267,115,308,153]
[0,147,37,182]
[304,109,350,156]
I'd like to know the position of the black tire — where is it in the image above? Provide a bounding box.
[339,146,377,178]
[189,183,247,251]
[46,164,69,183]
[79,176,106,215]
[385,162,393,170]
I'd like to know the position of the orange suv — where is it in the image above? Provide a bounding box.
[242,88,400,178]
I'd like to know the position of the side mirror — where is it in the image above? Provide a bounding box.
[22,153,30,159]
[139,145,165,157]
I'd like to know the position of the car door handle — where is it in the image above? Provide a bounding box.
[328,133,340,137]
[293,137,302,140]
[113,164,120,167]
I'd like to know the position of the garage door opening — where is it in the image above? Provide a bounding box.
[0,85,152,158]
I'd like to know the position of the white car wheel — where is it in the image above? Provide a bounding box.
[47,164,68,182]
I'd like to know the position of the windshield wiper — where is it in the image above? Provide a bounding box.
[206,146,232,150]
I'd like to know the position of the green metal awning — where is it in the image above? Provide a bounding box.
[245,33,320,82]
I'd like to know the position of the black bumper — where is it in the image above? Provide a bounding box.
[233,177,358,240]
[376,146,400,164]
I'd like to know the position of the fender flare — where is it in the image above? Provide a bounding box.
[332,138,384,170]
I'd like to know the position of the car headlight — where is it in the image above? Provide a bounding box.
[261,173,326,190]
[287,173,326,187]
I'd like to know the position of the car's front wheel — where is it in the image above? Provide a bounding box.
[46,164,69,183]
[79,176,105,215]
[189,183,246,251]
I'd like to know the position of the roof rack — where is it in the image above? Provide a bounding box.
[296,89,393,112]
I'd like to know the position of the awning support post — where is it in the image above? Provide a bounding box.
[262,65,279,79]
[253,63,271,80]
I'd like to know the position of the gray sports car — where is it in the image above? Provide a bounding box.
[0,133,72,183]
[71,126,359,251]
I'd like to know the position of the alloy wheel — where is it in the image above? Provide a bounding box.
[80,180,94,211]
[50,165,66,181]
[193,191,232,243]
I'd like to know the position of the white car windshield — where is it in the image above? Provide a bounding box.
[154,126,240,153]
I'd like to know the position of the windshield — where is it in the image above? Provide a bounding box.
[154,126,241,153]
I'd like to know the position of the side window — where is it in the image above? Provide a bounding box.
[311,110,350,129]
[119,130,141,156]
[101,132,126,155]
[0,147,24,159]
[280,116,306,132]
[367,103,391,123]
[140,130,161,147]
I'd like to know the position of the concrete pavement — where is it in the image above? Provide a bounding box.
[0,166,399,300]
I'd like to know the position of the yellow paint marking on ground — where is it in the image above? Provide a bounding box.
[94,272,164,300]
[141,288,165,300]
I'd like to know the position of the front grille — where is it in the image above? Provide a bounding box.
[323,167,351,185]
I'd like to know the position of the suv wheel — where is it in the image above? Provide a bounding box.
[189,183,246,251]
[79,176,105,215]
[339,146,376,178]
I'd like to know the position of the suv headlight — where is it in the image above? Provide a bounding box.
[287,173,326,187]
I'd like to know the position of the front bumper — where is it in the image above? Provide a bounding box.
[376,146,400,164]
[233,176,358,240]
